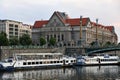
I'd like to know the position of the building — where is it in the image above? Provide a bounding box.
[32,11,118,47]
[0,19,32,39]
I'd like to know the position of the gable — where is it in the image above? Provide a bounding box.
[46,12,65,27]
[86,21,92,28]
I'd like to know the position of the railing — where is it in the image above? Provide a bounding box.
[86,46,120,55]
[0,46,48,49]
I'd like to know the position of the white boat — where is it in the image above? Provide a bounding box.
[75,54,119,66]
[0,53,76,71]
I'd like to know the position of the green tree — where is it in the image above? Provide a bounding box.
[19,34,32,46]
[9,37,19,45]
[103,41,112,47]
[0,32,9,46]
[90,41,96,47]
[117,42,120,47]
[39,37,46,46]
[49,37,56,46]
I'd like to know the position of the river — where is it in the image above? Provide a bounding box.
[0,66,120,80]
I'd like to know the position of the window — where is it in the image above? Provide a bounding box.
[32,62,35,64]
[23,62,27,65]
[66,61,68,63]
[61,34,64,41]
[9,32,13,34]
[58,35,60,41]
[54,34,56,38]
[9,28,13,30]
[15,25,18,28]
[28,62,31,65]
[50,61,53,64]
[60,61,63,63]
[15,32,18,35]
[15,29,18,31]
[9,24,13,27]
[57,61,59,63]
[36,62,39,64]
[8,59,13,62]
[40,62,42,64]
[54,61,56,63]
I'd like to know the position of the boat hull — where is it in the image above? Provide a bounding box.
[74,62,119,66]
[75,55,119,66]
[0,65,14,72]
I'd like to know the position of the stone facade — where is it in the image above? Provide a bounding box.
[32,11,118,47]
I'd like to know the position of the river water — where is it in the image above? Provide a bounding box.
[0,66,120,80]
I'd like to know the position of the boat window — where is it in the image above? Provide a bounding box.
[50,61,53,64]
[66,61,68,63]
[8,59,13,62]
[23,62,27,65]
[40,62,42,64]
[32,62,35,65]
[60,61,63,63]
[54,61,56,63]
[74,60,76,62]
[47,61,49,64]
[57,61,59,63]
[36,62,39,64]
[115,59,117,61]
[71,60,73,63]
[28,62,31,65]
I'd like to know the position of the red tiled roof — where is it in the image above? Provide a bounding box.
[33,18,89,28]
[91,22,115,32]
[32,11,115,34]
[105,26,114,32]
[66,18,89,26]
[33,20,48,28]
[91,22,97,27]
[91,22,106,30]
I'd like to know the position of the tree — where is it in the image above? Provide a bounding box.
[117,42,120,47]
[90,41,96,47]
[19,34,32,46]
[49,37,56,46]
[0,32,9,46]
[103,41,112,47]
[39,37,46,46]
[9,37,19,45]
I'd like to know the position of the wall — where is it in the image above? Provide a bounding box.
[0,46,65,60]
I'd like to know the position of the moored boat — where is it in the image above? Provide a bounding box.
[75,54,119,66]
[0,53,76,71]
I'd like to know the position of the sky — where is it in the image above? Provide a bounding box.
[0,0,120,42]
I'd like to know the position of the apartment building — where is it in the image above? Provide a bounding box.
[32,11,118,47]
[0,20,31,39]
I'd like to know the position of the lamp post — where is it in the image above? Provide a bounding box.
[95,18,99,47]
[79,16,82,47]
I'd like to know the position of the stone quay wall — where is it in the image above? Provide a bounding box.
[0,46,120,60]
[0,46,65,60]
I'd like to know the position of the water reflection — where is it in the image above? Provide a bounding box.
[0,66,120,80]
[0,68,75,80]
[75,66,120,80]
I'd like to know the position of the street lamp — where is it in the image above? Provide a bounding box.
[78,16,82,47]
[95,18,99,47]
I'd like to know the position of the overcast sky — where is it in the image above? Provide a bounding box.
[0,0,120,42]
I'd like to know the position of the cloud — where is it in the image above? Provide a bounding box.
[0,0,120,42]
